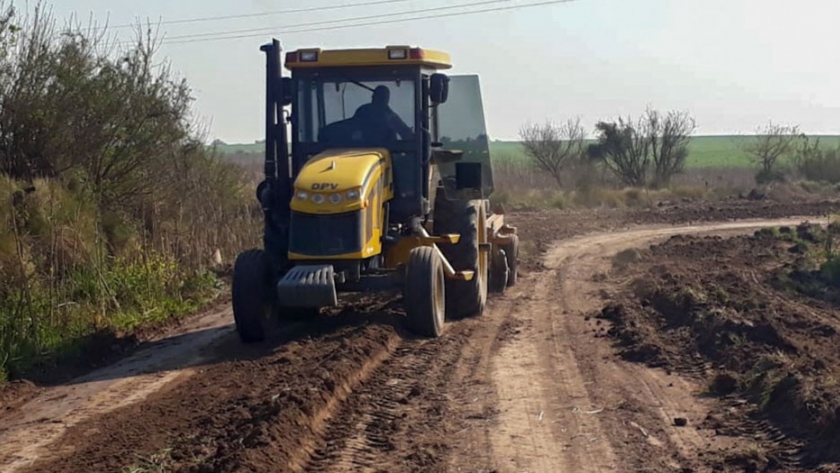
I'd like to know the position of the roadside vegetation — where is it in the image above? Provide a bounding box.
[0,3,260,384]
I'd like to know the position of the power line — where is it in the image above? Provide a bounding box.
[106,0,415,29]
[162,0,512,43]
[164,0,575,45]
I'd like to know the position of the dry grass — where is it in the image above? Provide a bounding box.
[488,159,840,211]
[489,160,758,211]
[0,167,261,382]
[491,164,731,210]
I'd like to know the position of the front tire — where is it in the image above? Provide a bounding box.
[232,249,274,343]
[434,193,488,319]
[489,248,509,293]
[503,234,519,287]
[404,247,446,338]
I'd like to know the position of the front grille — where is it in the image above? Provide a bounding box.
[289,211,363,256]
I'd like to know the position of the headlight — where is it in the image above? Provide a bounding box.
[311,193,325,204]
[388,49,407,60]
[296,190,308,200]
[299,51,318,62]
[345,189,360,200]
[329,193,343,204]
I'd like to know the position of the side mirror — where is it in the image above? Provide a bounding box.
[430,73,449,104]
[256,180,272,208]
[281,77,293,106]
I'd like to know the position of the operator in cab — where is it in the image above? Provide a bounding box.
[354,85,413,144]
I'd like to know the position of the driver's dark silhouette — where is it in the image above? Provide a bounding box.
[353,85,413,144]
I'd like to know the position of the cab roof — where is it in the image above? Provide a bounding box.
[284,46,452,71]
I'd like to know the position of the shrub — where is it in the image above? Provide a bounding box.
[591,108,695,188]
[820,258,840,285]
[743,122,799,183]
[793,137,840,184]
[519,118,588,188]
[0,3,261,383]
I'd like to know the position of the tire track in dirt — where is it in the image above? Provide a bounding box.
[304,318,488,472]
[306,344,442,471]
[487,252,619,473]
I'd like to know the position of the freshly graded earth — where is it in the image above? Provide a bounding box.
[1,197,839,473]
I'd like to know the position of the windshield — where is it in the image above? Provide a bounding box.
[296,76,415,147]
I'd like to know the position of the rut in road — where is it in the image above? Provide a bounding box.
[303,327,470,472]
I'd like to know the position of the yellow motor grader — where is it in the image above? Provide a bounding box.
[232,39,519,342]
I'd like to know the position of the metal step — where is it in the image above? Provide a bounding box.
[276,264,338,308]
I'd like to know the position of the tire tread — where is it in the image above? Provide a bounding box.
[232,249,271,343]
[405,247,444,337]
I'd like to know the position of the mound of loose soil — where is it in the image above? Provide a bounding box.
[599,225,840,471]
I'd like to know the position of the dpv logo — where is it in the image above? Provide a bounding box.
[311,182,339,190]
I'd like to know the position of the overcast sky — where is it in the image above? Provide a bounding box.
[52,0,840,142]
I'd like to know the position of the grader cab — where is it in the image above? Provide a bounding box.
[232,39,519,342]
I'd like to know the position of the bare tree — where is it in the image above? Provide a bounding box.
[645,108,696,188]
[744,122,800,183]
[592,117,650,187]
[519,118,586,188]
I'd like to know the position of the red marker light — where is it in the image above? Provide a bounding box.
[409,48,425,59]
[286,52,298,63]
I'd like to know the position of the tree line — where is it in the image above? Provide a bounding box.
[521,111,840,189]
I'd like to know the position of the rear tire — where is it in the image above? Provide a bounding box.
[503,234,519,287]
[232,249,274,343]
[489,248,509,293]
[404,247,445,338]
[434,192,488,319]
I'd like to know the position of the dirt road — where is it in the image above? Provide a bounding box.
[0,213,833,472]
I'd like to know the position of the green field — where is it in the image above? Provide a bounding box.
[215,135,840,170]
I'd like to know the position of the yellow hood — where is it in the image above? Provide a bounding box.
[291,148,390,214]
[295,149,386,192]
